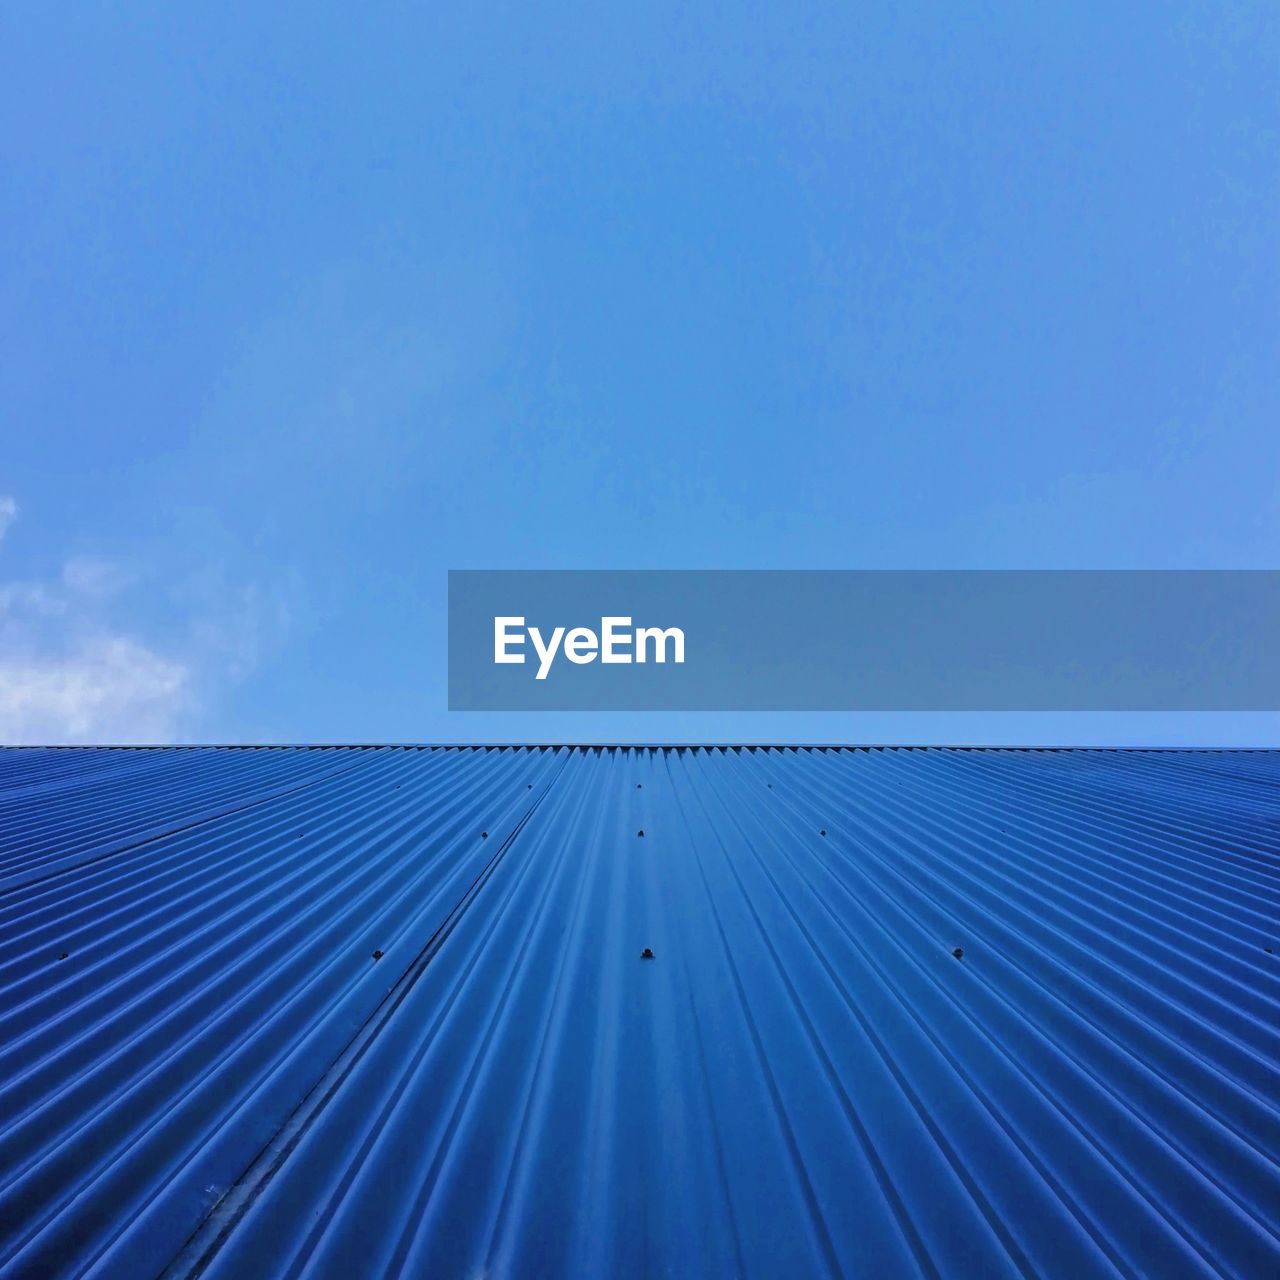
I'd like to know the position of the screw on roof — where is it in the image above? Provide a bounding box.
[952,947,964,960]
[640,948,655,960]
[371,950,384,961]
[637,829,645,837]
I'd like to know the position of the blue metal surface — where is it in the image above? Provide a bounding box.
[1,746,1277,1278]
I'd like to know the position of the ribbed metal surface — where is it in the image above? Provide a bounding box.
[1,746,1277,1279]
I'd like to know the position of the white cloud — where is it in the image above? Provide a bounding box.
[0,503,294,743]
[0,510,193,741]
[0,496,16,543]
[0,637,190,744]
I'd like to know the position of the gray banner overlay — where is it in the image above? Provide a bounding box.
[448,571,1280,710]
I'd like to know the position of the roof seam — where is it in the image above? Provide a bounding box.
[160,751,573,1280]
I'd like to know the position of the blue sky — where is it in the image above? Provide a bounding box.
[2,3,1277,745]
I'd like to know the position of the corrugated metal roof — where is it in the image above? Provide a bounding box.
[1,745,1277,1279]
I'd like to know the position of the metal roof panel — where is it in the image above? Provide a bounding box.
[0,746,1276,1278]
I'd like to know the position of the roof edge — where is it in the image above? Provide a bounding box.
[2,743,1277,753]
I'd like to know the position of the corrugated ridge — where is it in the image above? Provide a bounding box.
[0,746,1276,1279]
[0,747,385,892]
[0,747,564,1277]
[183,747,1276,1280]
[162,748,572,1278]
[747,748,1279,1269]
